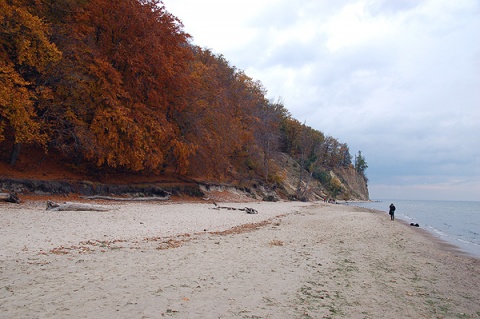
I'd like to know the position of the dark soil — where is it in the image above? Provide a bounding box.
[0,148,204,198]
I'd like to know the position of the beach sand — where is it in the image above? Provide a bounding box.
[0,200,479,318]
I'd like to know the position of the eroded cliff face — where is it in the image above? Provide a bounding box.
[333,167,369,201]
[0,151,369,201]
[268,153,370,201]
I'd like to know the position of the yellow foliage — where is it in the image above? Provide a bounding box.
[331,176,342,188]
[0,1,61,146]
[0,61,41,143]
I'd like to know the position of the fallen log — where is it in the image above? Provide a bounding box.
[212,203,258,214]
[80,195,170,201]
[0,192,20,204]
[242,207,258,214]
[46,200,112,212]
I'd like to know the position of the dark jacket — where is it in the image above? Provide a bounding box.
[389,204,396,215]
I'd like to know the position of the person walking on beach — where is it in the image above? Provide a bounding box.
[389,203,396,220]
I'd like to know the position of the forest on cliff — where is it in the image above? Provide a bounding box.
[0,0,368,199]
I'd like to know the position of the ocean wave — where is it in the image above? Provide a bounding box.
[426,225,480,247]
[398,213,413,221]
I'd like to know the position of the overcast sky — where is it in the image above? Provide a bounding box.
[163,0,480,201]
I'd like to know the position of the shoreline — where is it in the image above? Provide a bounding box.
[1,200,479,318]
[395,216,479,260]
[359,205,480,260]
[342,200,480,260]
[345,204,480,262]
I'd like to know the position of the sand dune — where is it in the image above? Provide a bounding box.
[1,200,478,318]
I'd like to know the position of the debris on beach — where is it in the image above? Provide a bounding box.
[0,191,20,204]
[211,203,258,214]
[46,200,112,211]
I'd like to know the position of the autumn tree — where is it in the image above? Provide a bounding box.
[0,0,61,163]
[279,116,306,160]
[295,123,325,199]
[180,48,241,178]
[329,176,342,198]
[234,73,271,178]
[38,0,194,172]
[254,98,286,182]
[0,0,365,196]
[180,48,265,180]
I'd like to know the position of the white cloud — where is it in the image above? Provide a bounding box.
[370,177,480,201]
[163,0,480,201]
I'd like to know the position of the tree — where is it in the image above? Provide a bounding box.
[181,48,247,178]
[0,0,61,163]
[329,176,342,198]
[181,47,268,179]
[254,98,283,182]
[291,122,325,199]
[338,143,352,167]
[354,150,368,180]
[279,115,298,155]
[0,0,366,194]
[38,0,195,172]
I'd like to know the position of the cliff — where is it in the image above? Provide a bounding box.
[333,167,370,201]
[267,153,369,201]
[0,151,369,201]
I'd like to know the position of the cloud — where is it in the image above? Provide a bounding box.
[366,0,422,15]
[370,174,480,201]
[163,0,480,200]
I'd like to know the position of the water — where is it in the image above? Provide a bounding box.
[346,199,480,258]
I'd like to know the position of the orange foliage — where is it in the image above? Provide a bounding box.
[0,0,61,146]
[180,48,267,179]
[36,0,195,172]
[0,0,357,184]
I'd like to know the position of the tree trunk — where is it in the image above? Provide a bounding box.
[264,140,270,182]
[9,143,22,165]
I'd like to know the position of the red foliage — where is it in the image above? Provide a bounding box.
[0,0,357,186]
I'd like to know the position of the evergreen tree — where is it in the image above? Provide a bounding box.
[355,151,368,179]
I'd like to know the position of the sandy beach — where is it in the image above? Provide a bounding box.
[1,199,479,318]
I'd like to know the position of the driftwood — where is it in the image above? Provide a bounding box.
[46,200,112,212]
[80,195,170,201]
[0,192,20,204]
[243,207,258,214]
[212,203,258,214]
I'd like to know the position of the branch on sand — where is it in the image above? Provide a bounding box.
[0,192,20,204]
[212,202,258,214]
[46,200,113,211]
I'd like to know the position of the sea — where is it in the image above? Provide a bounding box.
[345,199,480,258]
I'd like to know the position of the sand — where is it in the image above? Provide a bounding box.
[0,199,479,318]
